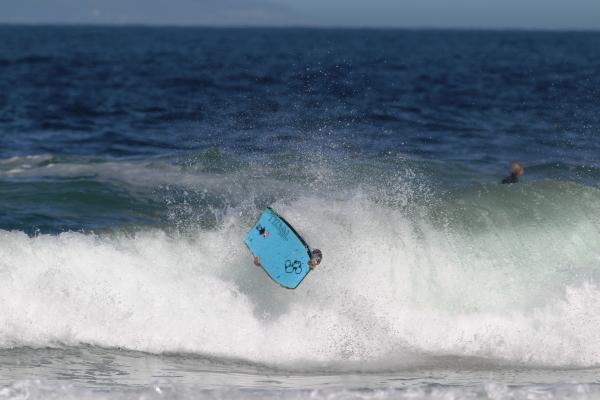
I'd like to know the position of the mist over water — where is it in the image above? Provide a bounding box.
[1,26,600,399]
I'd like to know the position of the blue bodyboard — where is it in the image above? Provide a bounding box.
[245,208,312,289]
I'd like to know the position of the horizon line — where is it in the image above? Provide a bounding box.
[1,21,599,33]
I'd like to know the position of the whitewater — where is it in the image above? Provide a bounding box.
[2,174,600,369]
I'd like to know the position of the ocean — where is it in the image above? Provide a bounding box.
[1,25,600,399]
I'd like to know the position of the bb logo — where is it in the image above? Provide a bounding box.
[285,260,302,274]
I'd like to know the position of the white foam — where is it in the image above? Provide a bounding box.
[1,195,600,368]
[2,380,597,400]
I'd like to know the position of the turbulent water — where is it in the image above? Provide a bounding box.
[1,26,600,399]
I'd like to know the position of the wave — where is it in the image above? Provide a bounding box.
[1,179,600,369]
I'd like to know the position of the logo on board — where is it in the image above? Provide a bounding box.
[267,214,290,241]
[256,225,269,238]
[285,260,302,274]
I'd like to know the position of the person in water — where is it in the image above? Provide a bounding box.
[501,162,524,184]
[254,248,323,270]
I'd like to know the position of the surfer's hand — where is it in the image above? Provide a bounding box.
[254,256,261,267]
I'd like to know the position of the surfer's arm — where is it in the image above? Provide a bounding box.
[254,256,261,267]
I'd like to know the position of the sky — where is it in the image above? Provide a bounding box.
[0,0,599,30]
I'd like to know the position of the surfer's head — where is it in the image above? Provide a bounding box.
[511,162,524,176]
[309,249,322,268]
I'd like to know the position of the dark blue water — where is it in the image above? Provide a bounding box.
[2,26,600,400]
[2,27,600,161]
[2,26,600,233]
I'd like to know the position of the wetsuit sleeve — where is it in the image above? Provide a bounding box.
[501,174,518,184]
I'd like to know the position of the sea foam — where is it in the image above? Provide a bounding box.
[1,188,600,369]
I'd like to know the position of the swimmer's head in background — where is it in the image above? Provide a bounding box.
[311,249,323,265]
[511,162,524,176]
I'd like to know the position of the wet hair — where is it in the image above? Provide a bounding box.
[511,163,524,175]
[311,249,322,265]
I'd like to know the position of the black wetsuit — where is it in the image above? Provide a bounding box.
[501,173,519,184]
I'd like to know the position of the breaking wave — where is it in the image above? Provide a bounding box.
[1,159,600,369]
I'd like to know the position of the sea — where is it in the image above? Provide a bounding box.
[1,25,600,399]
